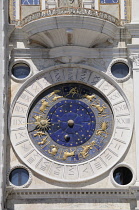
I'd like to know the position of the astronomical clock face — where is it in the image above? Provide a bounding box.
[28,83,113,164]
[10,66,132,182]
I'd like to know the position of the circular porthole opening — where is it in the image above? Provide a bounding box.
[113,167,133,185]
[9,168,29,186]
[111,62,129,79]
[11,63,30,79]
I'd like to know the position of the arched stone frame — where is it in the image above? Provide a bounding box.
[9,64,133,182]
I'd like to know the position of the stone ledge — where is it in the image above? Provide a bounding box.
[6,187,135,200]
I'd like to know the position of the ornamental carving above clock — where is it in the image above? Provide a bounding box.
[10,65,132,182]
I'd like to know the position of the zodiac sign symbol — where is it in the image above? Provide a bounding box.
[33,115,50,130]
[38,137,48,145]
[79,141,98,158]
[96,121,109,137]
[52,95,63,101]
[84,94,96,101]
[63,150,75,160]
[39,99,49,113]
[66,87,79,97]
[48,90,61,97]
[48,145,59,156]
[91,102,107,114]
[34,131,46,137]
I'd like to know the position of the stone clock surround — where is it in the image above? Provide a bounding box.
[9,64,133,183]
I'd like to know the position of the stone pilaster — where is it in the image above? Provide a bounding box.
[0,0,8,209]
[131,0,139,22]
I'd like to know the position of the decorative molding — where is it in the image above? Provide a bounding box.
[9,0,16,21]
[10,7,121,27]
[11,47,114,59]
[123,0,131,23]
[130,54,139,68]
[6,187,135,199]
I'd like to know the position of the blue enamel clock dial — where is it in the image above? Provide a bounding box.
[47,100,96,147]
[28,83,113,164]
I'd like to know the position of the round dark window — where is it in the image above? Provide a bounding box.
[111,62,129,79]
[9,168,29,186]
[113,167,133,185]
[12,63,30,79]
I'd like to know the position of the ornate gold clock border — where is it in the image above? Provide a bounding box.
[9,64,133,182]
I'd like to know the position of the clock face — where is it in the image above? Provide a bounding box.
[10,66,132,182]
[27,83,113,164]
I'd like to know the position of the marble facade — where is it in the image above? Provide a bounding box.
[1,0,139,209]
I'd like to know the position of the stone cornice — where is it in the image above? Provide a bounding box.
[11,46,115,59]
[125,23,139,37]
[6,187,135,200]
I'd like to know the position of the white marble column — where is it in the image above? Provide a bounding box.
[41,0,46,10]
[15,0,20,20]
[120,0,125,20]
[95,0,99,10]
[83,0,94,9]
[131,0,139,22]
[47,0,56,9]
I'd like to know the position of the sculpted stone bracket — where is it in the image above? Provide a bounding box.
[130,54,139,69]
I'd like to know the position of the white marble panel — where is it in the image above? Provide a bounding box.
[11,116,26,130]
[37,76,52,89]
[64,165,78,180]
[77,68,91,83]
[17,140,33,155]
[113,102,129,116]
[90,157,106,175]
[36,158,52,174]
[12,102,28,117]
[49,69,65,83]
[100,149,118,166]
[108,90,124,105]
[99,81,115,96]
[113,128,131,142]
[48,162,64,179]
[24,150,42,167]
[109,137,127,156]
[26,81,43,97]
[78,162,94,179]
[11,129,29,145]
[115,115,130,128]
[63,68,78,81]
[17,91,34,106]
[88,72,103,87]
